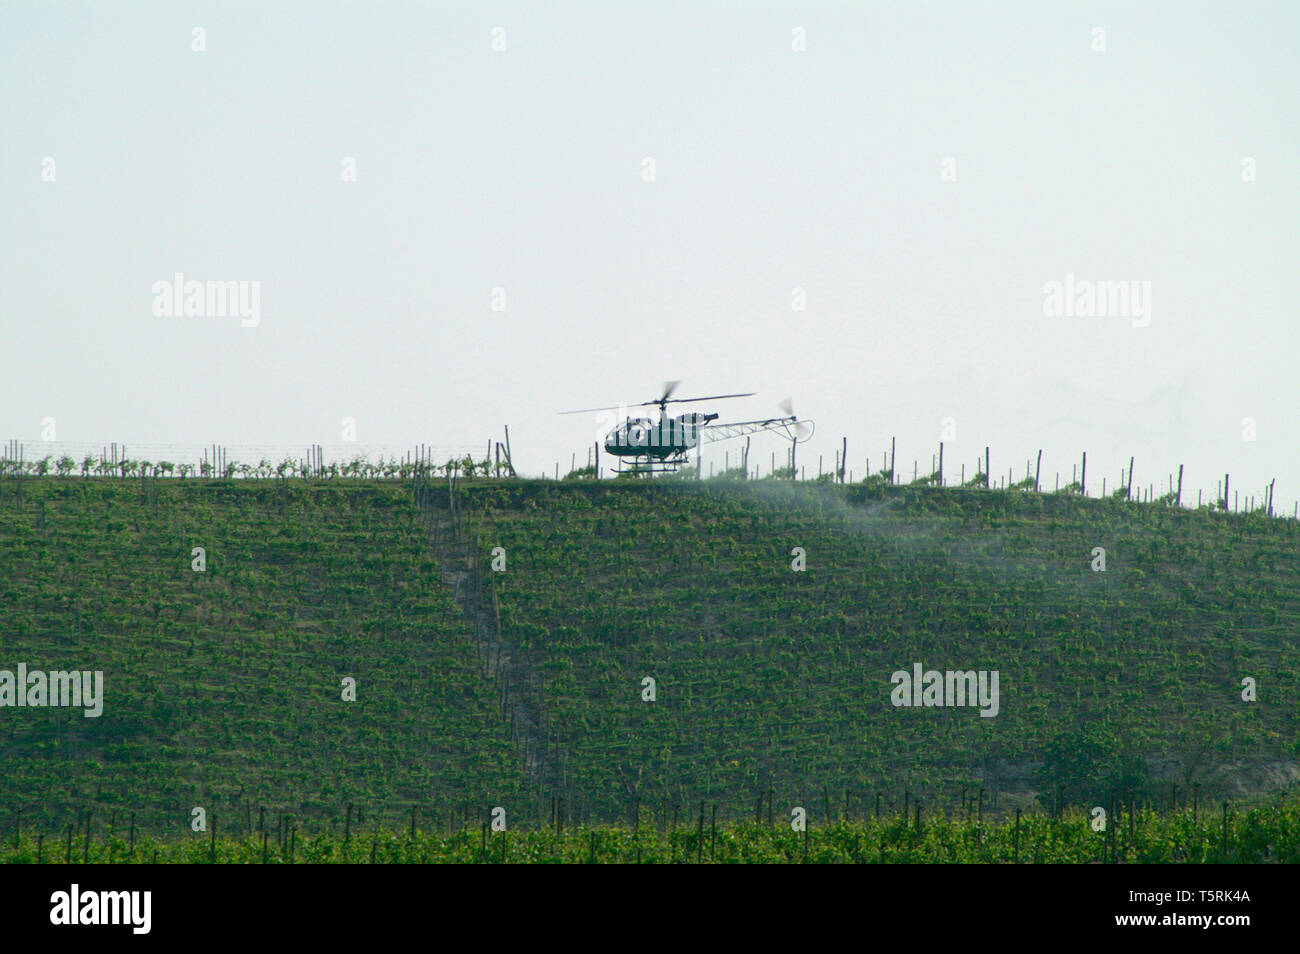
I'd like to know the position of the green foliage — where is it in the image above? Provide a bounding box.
[0,480,525,833]
[465,480,1300,819]
[859,471,890,491]
[5,801,1299,863]
[1037,725,1150,807]
[1,476,1296,840]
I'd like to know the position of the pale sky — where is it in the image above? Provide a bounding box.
[2,1,1296,509]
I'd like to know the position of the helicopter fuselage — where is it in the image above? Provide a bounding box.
[604,412,717,458]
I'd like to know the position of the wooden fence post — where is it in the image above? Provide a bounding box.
[711,805,717,860]
[696,801,704,863]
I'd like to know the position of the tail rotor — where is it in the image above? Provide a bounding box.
[778,397,815,442]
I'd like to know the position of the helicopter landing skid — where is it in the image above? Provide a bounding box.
[611,452,689,475]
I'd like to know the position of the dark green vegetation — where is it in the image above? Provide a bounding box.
[4,803,1299,863]
[1,475,1297,854]
[1,480,526,833]
[468,480,1300,819]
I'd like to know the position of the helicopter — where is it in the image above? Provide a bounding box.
[560,381,814,474]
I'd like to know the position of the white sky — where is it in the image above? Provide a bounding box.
[2,2,1297,509]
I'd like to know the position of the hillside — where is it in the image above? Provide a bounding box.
[1,475,1297,836]
[463,479,1300,820]
[0,479,527,834]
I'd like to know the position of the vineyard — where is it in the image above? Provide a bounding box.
[0,478,529,833]
[2,803,1299,864]
[461,479,1300,821]
[1,469,1298,861]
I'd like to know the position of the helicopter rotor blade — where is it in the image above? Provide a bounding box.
[778,397,795,417]
[666,392,756,405]
[558,404,627,415]
[561,388,754,414]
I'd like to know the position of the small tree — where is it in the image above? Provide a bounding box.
[860,471,889,491]
[1037,724,1150,809]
